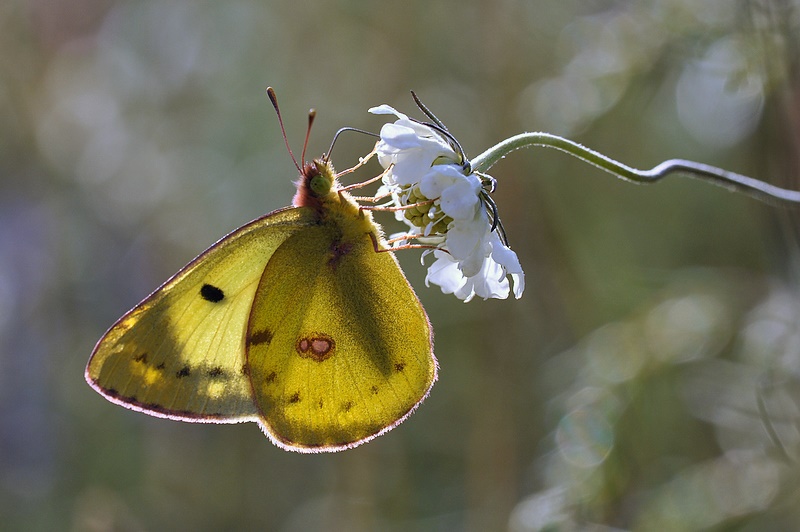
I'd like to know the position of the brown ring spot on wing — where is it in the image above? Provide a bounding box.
[296,333,335,362]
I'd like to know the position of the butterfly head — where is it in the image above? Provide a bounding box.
[292,158,339,210]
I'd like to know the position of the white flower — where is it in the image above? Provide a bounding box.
[369,104,525,301]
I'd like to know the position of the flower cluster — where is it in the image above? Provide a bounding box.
[369,104,524,302]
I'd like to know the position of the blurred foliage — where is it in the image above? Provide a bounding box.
[3,0,800,530]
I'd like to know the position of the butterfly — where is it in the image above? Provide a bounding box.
[86,96,437,452]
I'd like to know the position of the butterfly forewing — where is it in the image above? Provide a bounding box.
[87,207,316,422]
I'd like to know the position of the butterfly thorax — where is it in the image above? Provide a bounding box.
[292,158,384,249]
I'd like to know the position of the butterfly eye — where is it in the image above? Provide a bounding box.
[309,174,330,197]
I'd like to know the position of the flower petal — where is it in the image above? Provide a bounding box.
[439,176,481,220]
[368,105,407,119]
[489,233,525,298]
[425,252,467,294]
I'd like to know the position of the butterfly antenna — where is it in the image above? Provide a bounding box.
[266,87,301,172]
[301,109,316,165]
[325,127,380,162]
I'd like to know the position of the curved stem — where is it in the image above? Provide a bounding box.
[470,132,800,206]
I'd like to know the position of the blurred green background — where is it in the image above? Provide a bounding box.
[3,0,800,530]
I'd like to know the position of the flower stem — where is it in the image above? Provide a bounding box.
[470,132,800,206]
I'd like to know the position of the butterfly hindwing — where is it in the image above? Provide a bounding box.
[245,223,436,451]
[86,207,316,422]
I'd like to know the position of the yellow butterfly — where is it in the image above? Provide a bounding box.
[86,104,437,452]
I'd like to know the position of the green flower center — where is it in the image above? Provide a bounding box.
[400,185,453,234]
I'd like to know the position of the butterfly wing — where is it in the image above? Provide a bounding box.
[86,207,316,423]
[245,223,437,452]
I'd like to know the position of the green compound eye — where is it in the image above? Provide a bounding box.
[309,174,330,197]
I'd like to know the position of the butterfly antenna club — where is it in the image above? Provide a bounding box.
[267,86,301,172]
[302,109,316,165]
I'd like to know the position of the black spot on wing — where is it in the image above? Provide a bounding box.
[288,392,301,404]
[133,352,148,364]
[176,365,191,378]
[248,328,273,346]
[208,367,225,378]
[200,284,225,303]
